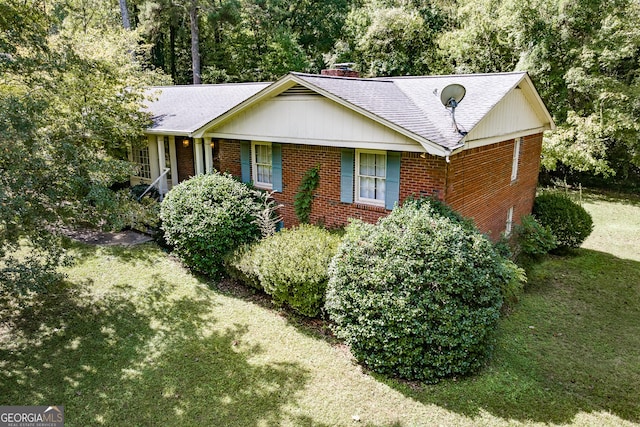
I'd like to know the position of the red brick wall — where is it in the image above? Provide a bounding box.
[176,137,195,182]
[215,135,542,235]
[321,69,360,78]
[218,141,449,228]
[445,133,543,239]
[218,139,242,177]
[399,152,447,201]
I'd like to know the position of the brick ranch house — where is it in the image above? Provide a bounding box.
[133,71,555,238]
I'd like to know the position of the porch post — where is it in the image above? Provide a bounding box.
[194,138,204,175]
[204,137,213,174]
[168,135,178,186]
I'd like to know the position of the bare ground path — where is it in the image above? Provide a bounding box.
[62,228,154,246]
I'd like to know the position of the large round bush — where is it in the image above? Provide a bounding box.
[160,173,261,278]
[254,224,341,317]
[325,200,509,382]
[532,193,593,249]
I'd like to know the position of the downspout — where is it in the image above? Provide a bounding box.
[443,149,451,201]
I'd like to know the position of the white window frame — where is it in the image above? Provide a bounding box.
[251,141,273,189]
[511,137,522,182]
[506,206,514,236]
[132,145,151,180]
[355,149,387,207]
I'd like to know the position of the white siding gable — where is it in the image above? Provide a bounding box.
[206,94,426,152]
[464,86,547,147]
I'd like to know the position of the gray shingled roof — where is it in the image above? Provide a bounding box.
[293,72,527,149]
[144,82,270,134]
[144,72,532,150]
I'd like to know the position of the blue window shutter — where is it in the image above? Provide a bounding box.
[340,149,354,203]
[240,141,251,183]
[385,151,401,210]
[272,143,282,192]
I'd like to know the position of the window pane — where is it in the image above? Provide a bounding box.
[256,144,271,164]
[134,146,151,179]
[360,153,374,176]
[360,176,375,199]
[375,154,386,177]
[257,164,272,184]
[376,177,385,200]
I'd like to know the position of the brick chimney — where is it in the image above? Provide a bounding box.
[321,63,359,78]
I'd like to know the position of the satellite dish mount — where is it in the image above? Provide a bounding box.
[440,84,466,135]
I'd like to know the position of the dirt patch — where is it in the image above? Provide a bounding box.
[63,228,154,246]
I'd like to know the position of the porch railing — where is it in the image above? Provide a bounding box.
[137,168,170,201]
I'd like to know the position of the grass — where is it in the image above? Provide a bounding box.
[1,193,639,426]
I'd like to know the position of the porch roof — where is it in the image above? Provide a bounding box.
[144,82,270,135]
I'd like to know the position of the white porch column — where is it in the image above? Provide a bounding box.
[194,138,204,175]
[147,135,160,181]
[204,137,214,174]
[168,135,178,186]
[156,135,168,194]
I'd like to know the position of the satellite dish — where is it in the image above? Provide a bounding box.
[440,84,466,108]
[439,84,467,135]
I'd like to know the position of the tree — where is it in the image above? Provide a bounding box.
[0,0,167,292]
[119,0,132,29]
[329,0,445,77]
[187,0,202,83]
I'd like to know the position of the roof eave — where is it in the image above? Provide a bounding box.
[146,129,193,136]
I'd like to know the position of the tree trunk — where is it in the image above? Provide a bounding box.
[169,23,177,83]
[119,0,131,30]
[189,0,201,84]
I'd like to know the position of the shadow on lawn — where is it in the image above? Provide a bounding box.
[385,249,640,424]
[0,260,310,426]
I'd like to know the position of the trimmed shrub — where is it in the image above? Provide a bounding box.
[223,244,262,290]
[533,193,593,249]
[254,224,341,317]
[325,200,509,382]
[160,173,262,278]
[404,195,475,230]
[513,215,557,257]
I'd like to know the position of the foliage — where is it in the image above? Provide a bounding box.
[325,200,508,382]
[223,243,263,290]
[293,165,320,224]
[532,193,594,250]
[252,190,283,238]
[433,0,640,183]
[130,184,161,201]
[331,0,444,76]
[160,173,262,278]
[0,0,166,293]
[403,195,476,230]
[108,190,161,233]
[254,224,341,317]
[512,214,557,258]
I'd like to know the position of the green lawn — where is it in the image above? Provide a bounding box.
[1,195,639,426]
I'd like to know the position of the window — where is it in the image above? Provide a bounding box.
[133,146,151,180]
[356,150,386,206]
[511,137,522,181]
[505,206,514,235]
[252,141,272,188]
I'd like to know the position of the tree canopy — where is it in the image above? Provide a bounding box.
[0,0,166,291]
